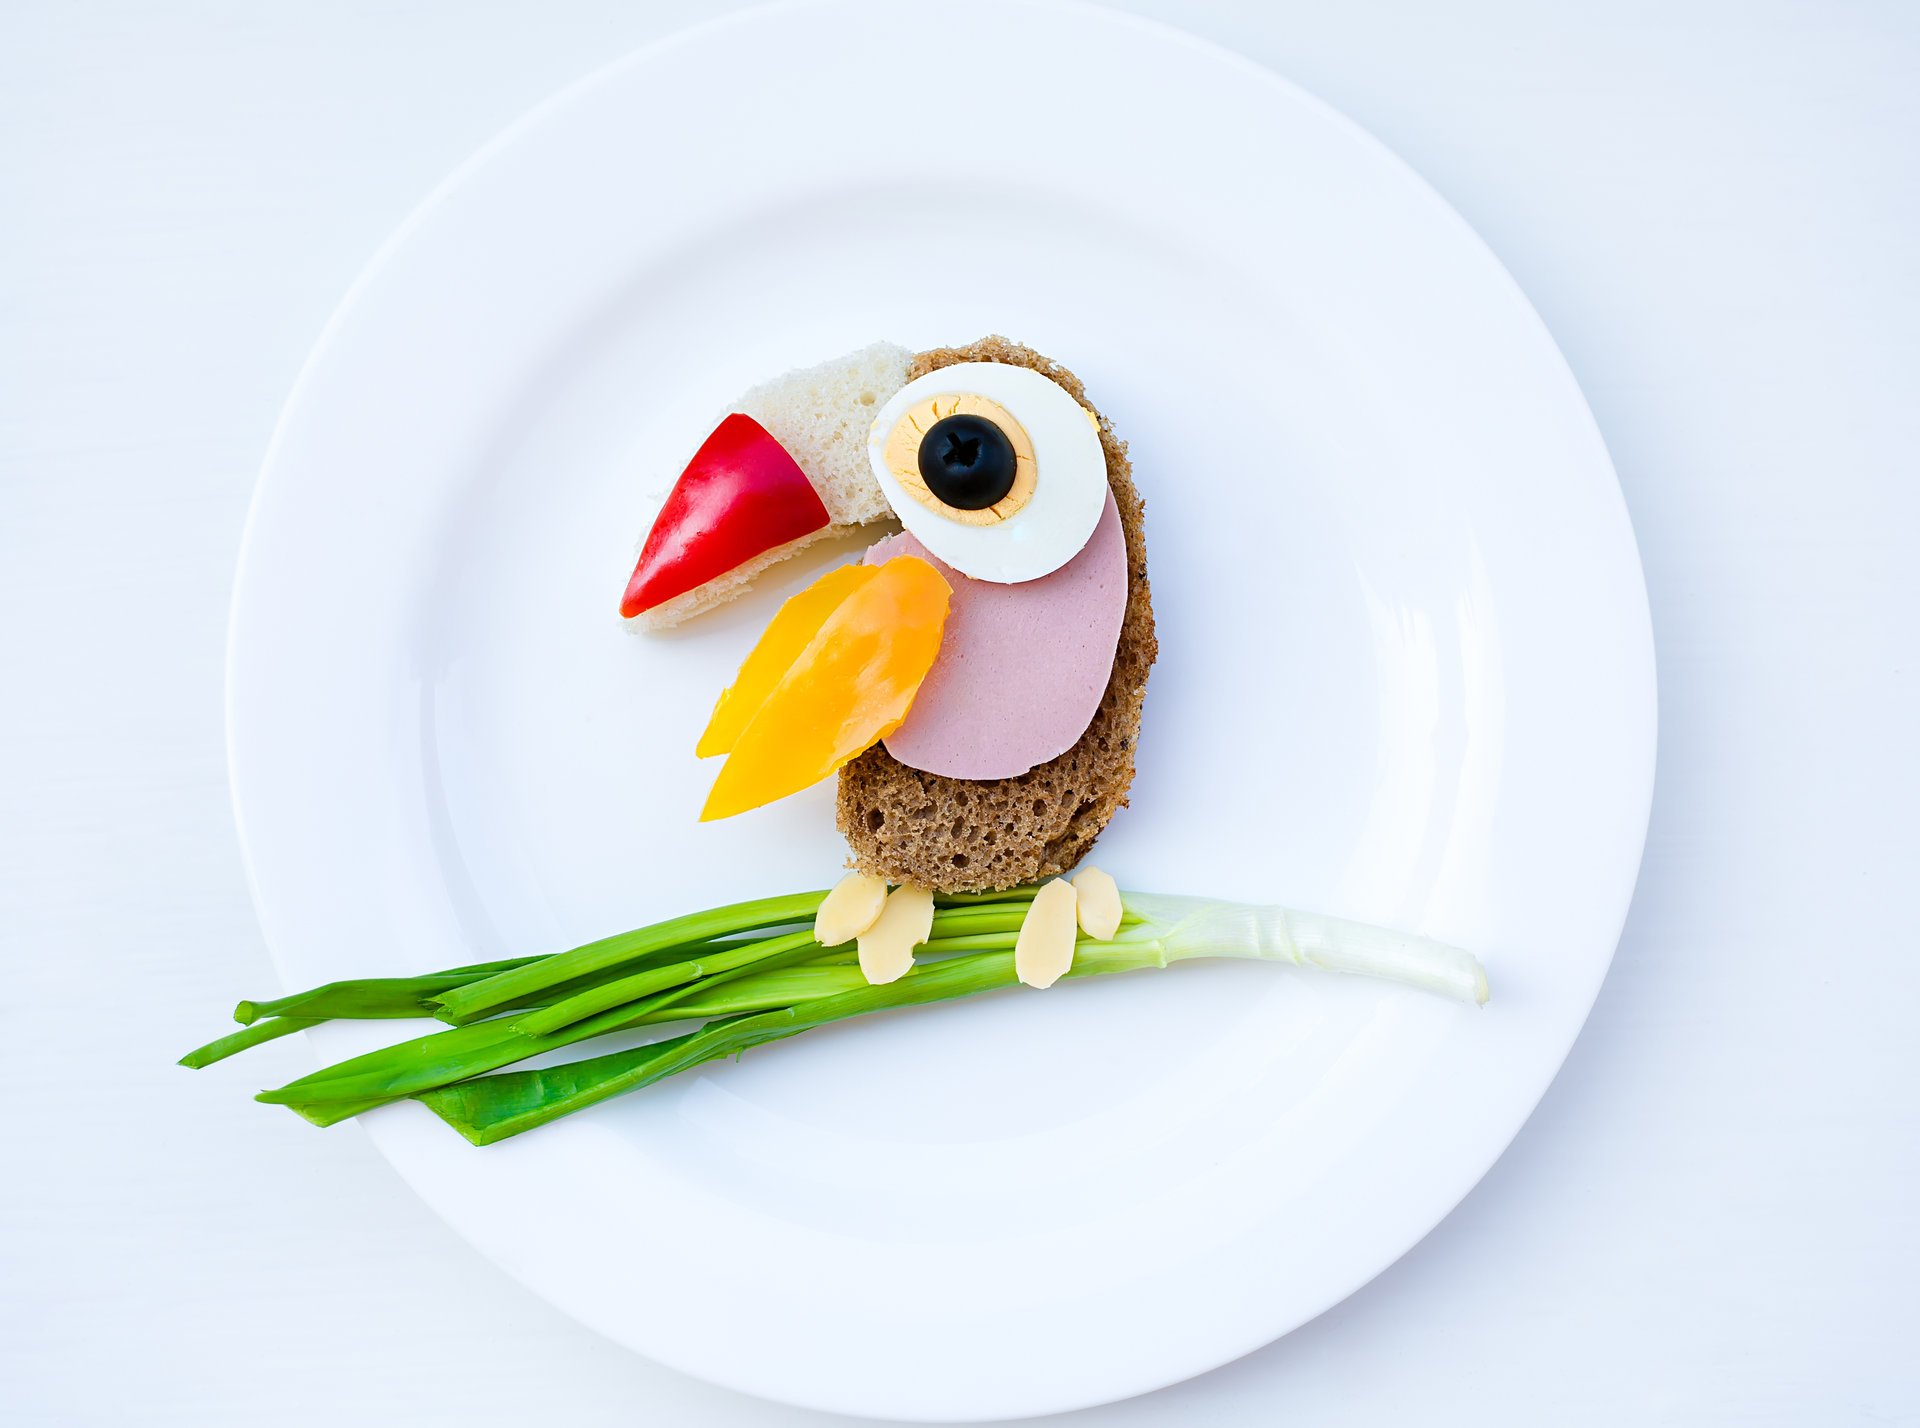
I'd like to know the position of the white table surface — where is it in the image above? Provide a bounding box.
[3,2,1915,1423]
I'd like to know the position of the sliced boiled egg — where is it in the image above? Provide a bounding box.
[867,362,1108,584]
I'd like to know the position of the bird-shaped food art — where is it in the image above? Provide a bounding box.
[184,338,1489,1147]
[621,337,1155,985]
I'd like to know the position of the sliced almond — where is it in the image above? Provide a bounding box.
[857,883,934,985]
[814,871,889,947]
[1015,879,1079,989]
[1069,866,1123,941]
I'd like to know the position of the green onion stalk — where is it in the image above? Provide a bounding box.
[181,886,1487,1145]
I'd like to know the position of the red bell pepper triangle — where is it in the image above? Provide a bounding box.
[620,414,832,619]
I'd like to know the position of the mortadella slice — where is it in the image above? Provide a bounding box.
[866,491,1128,780]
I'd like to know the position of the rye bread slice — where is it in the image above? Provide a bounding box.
[835,337,1156,893]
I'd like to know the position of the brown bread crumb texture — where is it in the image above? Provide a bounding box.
[835,336,1157,893]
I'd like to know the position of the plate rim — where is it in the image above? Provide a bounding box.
[226,0,1658,1418]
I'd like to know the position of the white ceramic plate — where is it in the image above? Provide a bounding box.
[228,1,1655,1419]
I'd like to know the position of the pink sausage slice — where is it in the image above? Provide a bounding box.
[864,492,1128,780]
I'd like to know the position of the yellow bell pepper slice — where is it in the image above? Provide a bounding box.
[700,556,951,821]
[696,563,878,758]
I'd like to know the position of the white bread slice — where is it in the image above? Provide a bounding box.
[736,341,908,527]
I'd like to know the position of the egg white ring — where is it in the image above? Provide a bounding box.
[867,362,1108,584]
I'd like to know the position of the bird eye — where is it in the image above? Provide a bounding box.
[869,362,1108,584]
[879,392,1036,528]
[920,413,1017,510]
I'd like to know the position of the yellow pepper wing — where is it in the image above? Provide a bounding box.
[700,556,951,821]
[696,563,879,758]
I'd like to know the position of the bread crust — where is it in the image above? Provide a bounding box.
[835,337,1156,892]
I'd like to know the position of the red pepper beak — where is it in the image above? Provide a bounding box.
[620,414,832,621]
